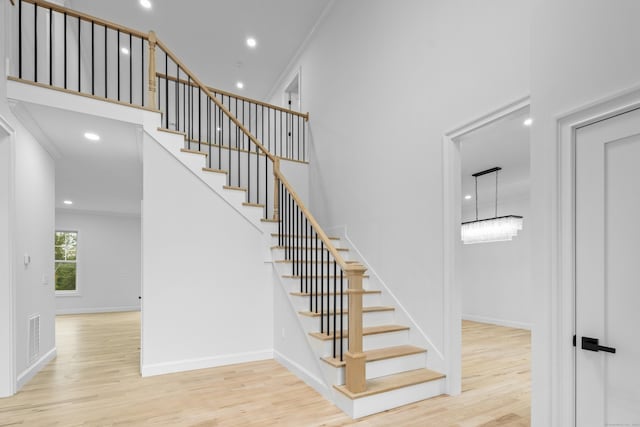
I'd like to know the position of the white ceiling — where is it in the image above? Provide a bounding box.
[458,107,530,217]
[15,102,142,216]
[66,0,332,100]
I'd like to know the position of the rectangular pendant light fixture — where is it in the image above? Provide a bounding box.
[461,167,524,244]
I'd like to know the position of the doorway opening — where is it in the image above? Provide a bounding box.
[284,72,300,112]
[442,97,531,406]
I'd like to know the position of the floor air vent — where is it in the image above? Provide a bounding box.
[29,314,40,364]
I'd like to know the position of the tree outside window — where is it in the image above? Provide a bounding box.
[55,231,77,292]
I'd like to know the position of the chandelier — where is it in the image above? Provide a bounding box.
[461,167,523,244]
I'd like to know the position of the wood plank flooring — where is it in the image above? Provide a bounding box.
[0,313,530,426]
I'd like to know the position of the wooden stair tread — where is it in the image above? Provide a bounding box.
[180,148,207,156]
[272,233,340,240]
[157,127,186,137]
[309,325,409,341]
[271,245,348,251]
[334,368,445,400]
[261,219,279,223]
[242,202,265,208]
[202,167,228,174]
[223,185,247,192]
[276,260,351,265]
[321,345,426,367]
[299,306,394,317]
[290,290,380,297]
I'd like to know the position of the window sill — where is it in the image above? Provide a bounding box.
[55,291,81,297]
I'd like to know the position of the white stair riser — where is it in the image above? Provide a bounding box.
[271,248,350,262]
[299,310,394,332]
[177,152,207,172]
[333,377,446,419]
[223,189,248,206]
[309,329,409,356]
[280,276,370,293]
[271,235,345,249]
[200,172,227,190]
[155,132,185,154]
[321,352,427,385]
[289,293,380,311]
[241,205,265,223]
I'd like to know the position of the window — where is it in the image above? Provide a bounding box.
[55,231,78,293]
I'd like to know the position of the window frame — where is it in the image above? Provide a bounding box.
[54,230,80,296]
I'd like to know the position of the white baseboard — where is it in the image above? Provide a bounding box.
[56,306,141,315]
[17,347,57,390]
[462,314,531,330]
[274,350,330,400]
[141,349,273,377]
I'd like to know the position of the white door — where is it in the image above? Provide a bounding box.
[575,107,640,426]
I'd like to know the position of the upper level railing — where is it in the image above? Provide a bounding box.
[7,0,367,395]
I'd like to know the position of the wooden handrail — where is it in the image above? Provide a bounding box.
[155,39,277,165]
[16,0,149,40]
[274,168,350,270]
[155,72,309,120]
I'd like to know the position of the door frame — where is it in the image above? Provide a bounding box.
[555,85,640,427]
[0,114,17,397]
[442,95,530,395]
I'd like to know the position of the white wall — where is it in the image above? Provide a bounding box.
[54,210,141,314]
[269,0,530,362]
[141,133,273,376]
[1,1,57,394]
[530,1,640,425]
[0,121,13,398]
[460,196,531,329]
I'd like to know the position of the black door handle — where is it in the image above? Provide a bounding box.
[581,336,616,353]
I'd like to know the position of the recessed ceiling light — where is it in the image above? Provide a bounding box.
[63,200,73,205]
[246,37,257,48]
[523,118,533,126]
[464,194,472,200]
[216,127,221,132]
[236,81,244,89]
[84,132,100,141]
[120,47,130,55]
[139,0,152,9]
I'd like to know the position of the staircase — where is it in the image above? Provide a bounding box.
[6,0,446,418]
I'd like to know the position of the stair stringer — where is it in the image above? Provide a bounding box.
[327,226,446,376]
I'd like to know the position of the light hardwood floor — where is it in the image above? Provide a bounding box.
[0,313,530,426]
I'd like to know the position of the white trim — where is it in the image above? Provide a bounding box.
[56,306,140,315]
[273,350,331,401]
[462,314,532,331]
[553,84,640,427]
[441,96,530,397]
[265,0,336,101]
[55,207,141,218]
[141,349,273,377]
[0,114,16,397]
[16,347,56,391]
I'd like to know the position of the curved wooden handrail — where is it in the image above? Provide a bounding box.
[155,72,308,120]
[155,39,277,165]
[15,0,149,40]
[274,168,351,271]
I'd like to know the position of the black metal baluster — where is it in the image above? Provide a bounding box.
[207,98,211,167]
[247,102,251,202]
[325,247,329,336]
[340,269,343,361]
[48,8,52,86]
[218,108,222,170]
[198,88,201,150]
[175,66,179,130]
[18,0,22,79]
[117,30,120,100]
[34,4,37,82]
[279,111,283,157]
[129,33,132,103]
[63,12,66,88]
[141,37,144,106]
[91,21,94,94]
[104,26,107,97]
[165,52,169,127]
[303,117,306,161]
[264,144,267,218]
[297,116,301,161]
[77,17,80,91]
[236,99,240,188]
[320,241,324,333]
[333,260,337,358]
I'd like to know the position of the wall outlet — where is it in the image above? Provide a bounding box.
[23,254,31,266]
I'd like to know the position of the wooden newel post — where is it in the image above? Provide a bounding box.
[273,158,280,221]
[147,31,157,109]
[344,262,367,393]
